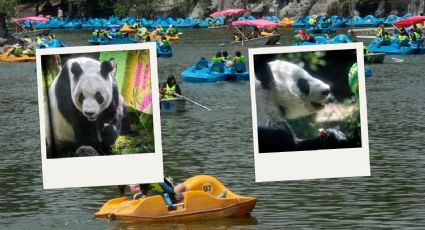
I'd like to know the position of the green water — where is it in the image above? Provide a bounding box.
[0,28,424,229]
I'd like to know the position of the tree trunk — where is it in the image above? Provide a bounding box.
[0,12,10,39]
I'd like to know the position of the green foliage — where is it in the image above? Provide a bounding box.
[277,51,327,72]
[343,101,361,144]
[134,0,159,18]
[0,0,17,17]
[111,109,155,155]
[113,1,129,17]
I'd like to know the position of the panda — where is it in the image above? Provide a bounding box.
[46,57,126,158]
[254,55,347,153]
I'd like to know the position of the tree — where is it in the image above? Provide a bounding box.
[0,0,17,39]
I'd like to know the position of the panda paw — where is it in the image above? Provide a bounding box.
[101,125,119,145]
[319,128,348,148]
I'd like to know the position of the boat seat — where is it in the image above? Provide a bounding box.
[233,62,246,73]
[208,62,224,73]
[159,45,171,52]
[194,58,209,71]
[215,190,227,198]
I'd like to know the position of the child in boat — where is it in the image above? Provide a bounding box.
[211,52,224,72]
[166,25,177,36]
[397,30,411,48]
[228,51,245,68]
[130,177,188,204]
[162,75,181,99]
[233,32,242,42]
[248,27,260,39]
[377,31,392,48]
[159,35,170,47]
[221,51,232,65]
[376,23,386,38]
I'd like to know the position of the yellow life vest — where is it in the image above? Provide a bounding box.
[164,84,176,99]
[235,55,245,63]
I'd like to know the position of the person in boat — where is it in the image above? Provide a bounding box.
[209,19,217,27]
[297,30,315,43]
[228,50,245,68]
[409,29,422,46]
[133,20,140,29]
[221,51,232,64]
[211,52,223,70]
[23,44,35,56]
[195,57,209,70]
[36,34,45,48]
[137,26,148,39]
[162,75,181,99]
[377,31,392,48]
[23,35,32,44]
[130,177,188,204]
[397,31,410,48]
[159,35,170,47]
[115,30,123,38]
[13,44,23,56]
[376,23,386,38]
[233,32,242,42]
[92,29,100,39]
[324,30,332,39]
[155,24,164,35]
[166,25,177,37]
[309,15,318,26]
[322,15,332,28]
[248,27,260,39]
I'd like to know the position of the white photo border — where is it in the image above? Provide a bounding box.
[249,43,370,182]
[36,43,164,189]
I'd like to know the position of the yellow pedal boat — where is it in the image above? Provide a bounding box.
[278,17,294,28]
[149,32,180,42]
[120,24,138,34]
[95,175,256,222]
[0,48,35,62]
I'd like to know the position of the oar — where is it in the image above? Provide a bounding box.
[387,57,404,62]
[174,93,212,111]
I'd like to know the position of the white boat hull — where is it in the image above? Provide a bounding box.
[160,98,186,113]
[234,34,281,46]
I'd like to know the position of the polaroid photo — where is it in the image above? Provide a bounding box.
[36,43,163,189]
[249,43,370,182]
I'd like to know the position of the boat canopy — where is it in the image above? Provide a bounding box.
[232,19,278,28]
[13,16,49,23]
[393,16,425,28]
[210,8,246,17]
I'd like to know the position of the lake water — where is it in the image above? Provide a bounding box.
[0,28,424,229]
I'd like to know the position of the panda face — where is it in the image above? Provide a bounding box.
[267,60,330,119]
[68,58,115,122]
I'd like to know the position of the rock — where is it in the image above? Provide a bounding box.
[310,0,338,16]
[0,38,7,47]
[279,1,311,18]
[74,146,100,157]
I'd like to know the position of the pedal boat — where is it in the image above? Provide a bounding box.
[95,175,256,222]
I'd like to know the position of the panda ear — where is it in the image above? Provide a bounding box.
[70,62,83,81]
[100,60,114,79]
[254,54,276,89]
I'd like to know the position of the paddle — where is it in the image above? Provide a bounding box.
[387,57,404,63]
[174,93,212,111]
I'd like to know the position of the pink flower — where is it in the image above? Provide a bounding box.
[142,64,149,90]
[134,63,142,88]
[139,93,152,112]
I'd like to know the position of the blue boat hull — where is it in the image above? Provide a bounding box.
[88,37,138,45]
[367,38,422,55]
[181,66,249,83]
